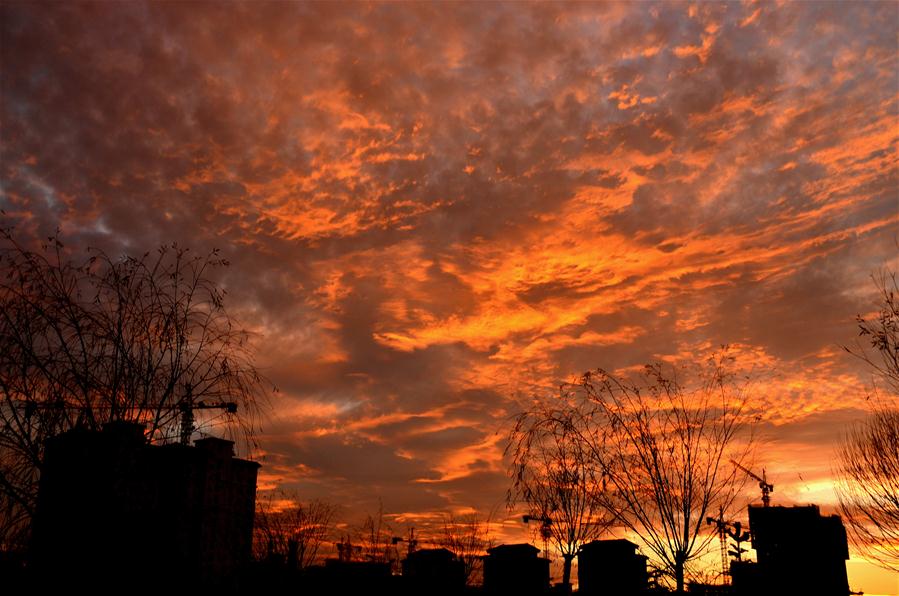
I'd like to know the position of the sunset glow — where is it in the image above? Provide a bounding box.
[2,2,897,592]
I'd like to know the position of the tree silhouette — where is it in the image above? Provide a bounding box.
[837,270,899,571]
[836,407,899,571]
[254,491,337,568]
[507,403,613,591]
[437,512,493,586]
[0,229,270,549]
[846,271,899,394]
[354,502,398,567]
[515,352,753,593]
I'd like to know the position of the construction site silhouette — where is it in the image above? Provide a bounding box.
[1,421,856,595]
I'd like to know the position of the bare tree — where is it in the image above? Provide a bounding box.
[516,352,753,593]
[0,229,269,549]
[579,356,753,593]
[437,512,493,586]
[837,270,899,571]
[506,405,613,591]
[846,270,899,394]
[254,491,338,568]
[836,407,899,571]
[355,501,398,567]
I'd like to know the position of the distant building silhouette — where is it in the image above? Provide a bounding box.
[30,421,259,592]
[402,547,465,594]
[731,504,849,596]
[308,558,397,593]
[577,539,648,596]
[483,543,550,595]
[687,583,732,596]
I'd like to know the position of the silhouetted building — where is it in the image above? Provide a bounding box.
[577,539,648,596]
[402,548,465,594]
[484,543,550,595]
[730,504,849,596]
[687,583,732,595]
[729,560,763,596]
[30,421,259,592]
[310,559,396,593]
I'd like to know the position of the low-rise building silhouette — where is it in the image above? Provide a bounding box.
[577,539,648,596]
[483,543,550,595]
[30,421,259,592]
[402,547,466,594]
[687,583,732,596]
[311,558,397,593]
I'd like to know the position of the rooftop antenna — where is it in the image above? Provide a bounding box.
[705,507,752,583]
[726,521,751,563]
[731,460,774,507]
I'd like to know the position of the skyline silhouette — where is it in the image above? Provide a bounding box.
[18,426,862,595]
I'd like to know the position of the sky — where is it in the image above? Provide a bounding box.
[1,1,897,592]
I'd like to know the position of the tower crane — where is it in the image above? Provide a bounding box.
[523,514,553,557]
[392,527,418,558]
[705,508,752,582]
[705,507,731,583]
[13,383,238,446]
[179,383,237,445]
[731,460,773,507]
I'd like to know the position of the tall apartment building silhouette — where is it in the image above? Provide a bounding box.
[30,421,259,593]
[731,504,850,596]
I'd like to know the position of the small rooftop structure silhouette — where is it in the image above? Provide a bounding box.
[483,543,550,595]
[730,504,849,596]
[30,421,259,592]
[578,539,648,596]
[402,547,465,594]
[308,558,396,594]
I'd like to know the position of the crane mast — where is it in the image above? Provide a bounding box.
[179,383,238,445]
[705,508,752,582]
